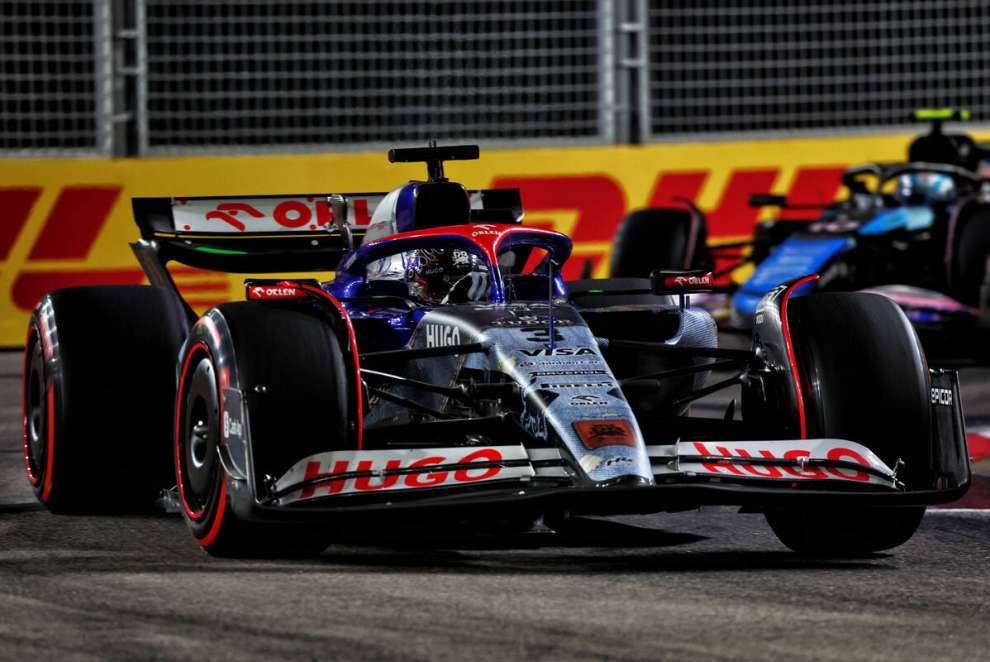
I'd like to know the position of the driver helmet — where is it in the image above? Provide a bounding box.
[892,172,956,204]
[405,248,489,304]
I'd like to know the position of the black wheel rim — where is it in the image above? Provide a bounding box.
[25,336,46,482]
[179,358,219,516]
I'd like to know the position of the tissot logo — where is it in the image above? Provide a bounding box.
[519,347,596,357]
[425,323,461,348]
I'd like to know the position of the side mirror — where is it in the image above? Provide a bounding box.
[748,193,788,208]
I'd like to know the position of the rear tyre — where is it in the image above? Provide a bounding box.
[609,208,710,278]
[23,286,188,513]
[177,304,349,558]
[764,292,929,555]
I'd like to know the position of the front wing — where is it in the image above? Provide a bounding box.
[242,369,968,522]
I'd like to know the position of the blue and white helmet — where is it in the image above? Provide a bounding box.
[893,172,956,204]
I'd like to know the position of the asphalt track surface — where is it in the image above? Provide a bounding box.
[2,349,990,661]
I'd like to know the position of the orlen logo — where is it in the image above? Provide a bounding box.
[663,273,714,288]
[691,441,872,481]
[298,448,503,498]
[203,200,328,231]
[471,223,500,237]
[246,283,306,301]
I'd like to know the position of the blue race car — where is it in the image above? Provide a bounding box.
[22,145,969,558]
[611,109,990,363]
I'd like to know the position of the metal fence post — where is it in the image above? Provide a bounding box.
[133,0,147,156]
[93,0,114,155]
[616,0,647,145]
[597,0,617,144]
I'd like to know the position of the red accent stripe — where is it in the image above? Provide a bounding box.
[175,342,210,521]
[28,186,121,259]
[0,187,42,260]
[40,382,55,502]
[301,285,363,450]
[197,480,227,548]
[22,325,39,485]
[780,274,821,439]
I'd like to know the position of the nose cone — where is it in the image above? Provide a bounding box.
[573,434,655,485]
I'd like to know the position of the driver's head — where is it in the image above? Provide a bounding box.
[892,172,956,205]
[406,248,486,303]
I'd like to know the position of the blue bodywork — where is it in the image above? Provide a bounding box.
[733,205,936,320]
[733,236,852,319]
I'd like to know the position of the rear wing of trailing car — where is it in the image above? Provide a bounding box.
[130,188,523,274]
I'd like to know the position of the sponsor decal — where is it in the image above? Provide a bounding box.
[173,195,375,233]
[489,316,573,328]
[808,218,860,233]
[222,410,243,438]
[663,273,714,289]
[470,224,500,237]
[518,359,604,368]
[246,282,307,301]
[518,347,596,356]
[931,387,953,407]
[573,419,637,449]
[541,382,613,389]
[424,323,461,348]
[569,394,609,406]
[682,440,892,484]
[529,370,609,379]
[277,446,532,501]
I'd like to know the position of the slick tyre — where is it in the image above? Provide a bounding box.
[23,286,189,513]
[610,208,710,278]
[765,292,929,555]
[953,209,990,306]
[176,303,349,558]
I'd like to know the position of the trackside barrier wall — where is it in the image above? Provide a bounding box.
[2,132,978,346]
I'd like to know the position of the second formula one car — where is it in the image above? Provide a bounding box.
[23,145,969,557]
[611,109,990,363]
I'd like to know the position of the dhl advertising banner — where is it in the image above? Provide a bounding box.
[0,133,947,346]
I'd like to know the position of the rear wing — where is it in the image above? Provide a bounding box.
[131,188,522,273]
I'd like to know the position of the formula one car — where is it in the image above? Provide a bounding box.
[23,145,969,558]
[611,109,990,363]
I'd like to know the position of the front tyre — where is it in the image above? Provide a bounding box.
[766,506,925,556]
[175,304,349,558]
[765,292,929,555]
